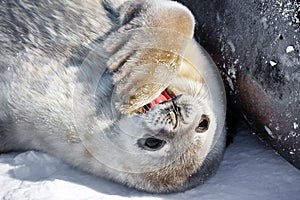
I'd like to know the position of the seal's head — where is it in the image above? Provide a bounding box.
[111,42,226,193]
[74,0,226,193]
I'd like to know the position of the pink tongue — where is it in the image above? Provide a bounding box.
[149,90,172,108]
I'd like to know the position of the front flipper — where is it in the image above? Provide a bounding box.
[103,0,195,113]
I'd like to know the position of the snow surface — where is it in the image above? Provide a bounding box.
[1,126,299,200]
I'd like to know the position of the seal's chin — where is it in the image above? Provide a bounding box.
[135,88,178,113]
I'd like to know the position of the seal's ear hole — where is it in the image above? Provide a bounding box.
[196,115,210,133]
[138,137,166,151]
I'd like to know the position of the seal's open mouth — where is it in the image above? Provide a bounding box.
[139,88,176,113]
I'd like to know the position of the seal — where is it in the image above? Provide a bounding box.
[0,0,226,193]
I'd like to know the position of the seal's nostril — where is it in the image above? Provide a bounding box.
[195,115,209,133]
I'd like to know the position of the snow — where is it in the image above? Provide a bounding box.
[293,122,299,130]
[1,126,300,200]
[264,125,275,138]
[286,45,295,53]
[269,60,277,66]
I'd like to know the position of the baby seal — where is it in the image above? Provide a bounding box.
[0,0,226,193]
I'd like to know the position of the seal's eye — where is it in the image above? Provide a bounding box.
[138,137,166,151]
[196,115,209,133]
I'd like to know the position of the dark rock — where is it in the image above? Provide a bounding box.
[177,0,300,169]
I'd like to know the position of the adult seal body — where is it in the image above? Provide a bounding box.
[0,0,226,193]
